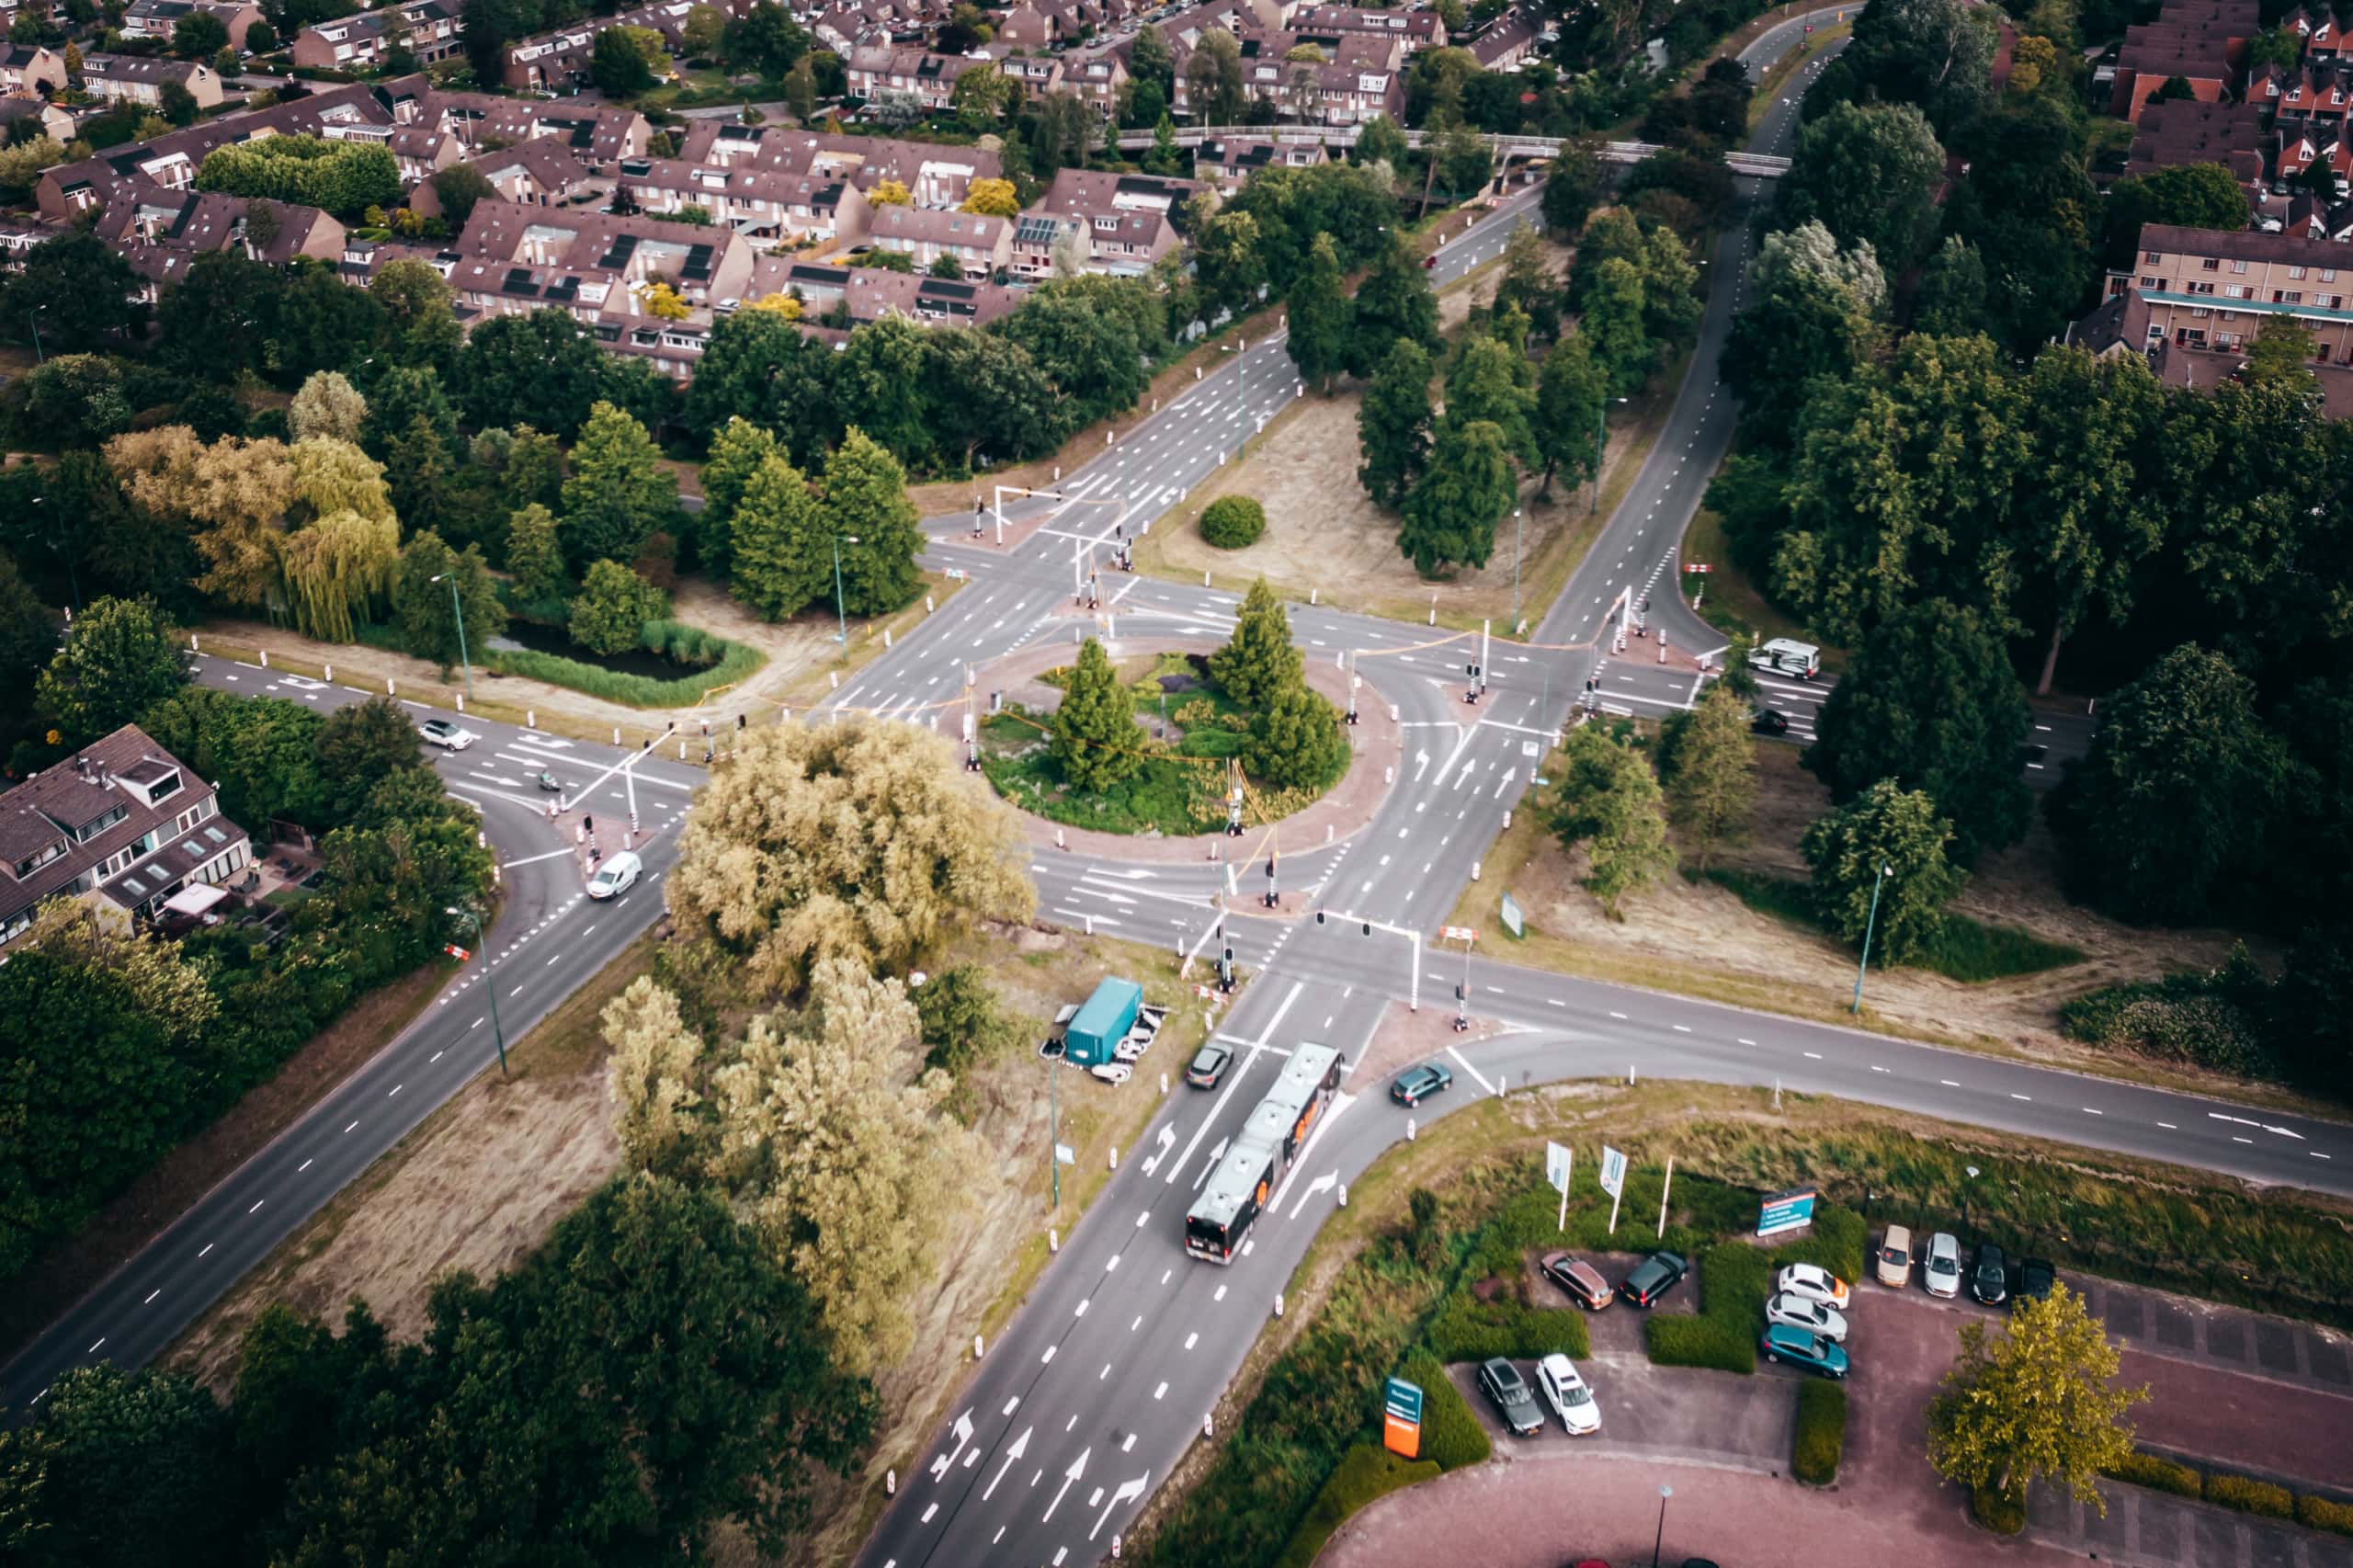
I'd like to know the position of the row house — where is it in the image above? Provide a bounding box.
[290,0,463,72]
[95,187,344,301]
[1464,7,1537,71]
[616,153,872,244]
[0,222,49,267]
[1158,0,1288,52]
[501,0,753,91]
[445,199,756,321]
[0,43,64,97]
[1193,133,1325,194]
[999,53,1066,96]
[2070,286,2353,414]
[1173,28,1401,123]
[1287,5,1442,51]
[996,5,1055,50]
[676,120,1001,207]
[419,90,650,165]
[2111,0,2259,122]
[413,137,603,220]
[868,202,1010,277]
[0,95,73,142]
[1013,165,1199,276]
[35,74,423,218]
[2274,112,2353,194]
[812,0,950,51]
[2252,56,2353,120]
[1063,51,1128,116]
[0,727,254,949]
[78,53,226,111]
[846,45,991,110]
[121,0,266,51]
[2282,5,2352,57]
[738,253,1014,324]
[2101,222,2353,362]
[385,120,465,184]
[2121,98,2267,197]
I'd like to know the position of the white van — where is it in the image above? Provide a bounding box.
[1749,638,1822,679]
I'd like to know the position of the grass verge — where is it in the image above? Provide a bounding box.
[1678,506,1837,665]
[1745,24,1852,132]
[1702,868,2087,982]
[483,619,767,709]
[1273,1445,1441,1568]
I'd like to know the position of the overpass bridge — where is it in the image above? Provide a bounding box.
[1113,122,1792,177]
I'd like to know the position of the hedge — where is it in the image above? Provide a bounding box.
[1400,1350,1491,1471]
[1200,495,1267,549]
[1646,1243,1769,1374]
[2203,1474,2295,1520]
[2298,1494,2353,1539]
[2102,1450,2202,1499]
[1273,1443,1440,1568]
[486,618,765,707]
[1791,1380,1846,1485]
[1426,1290,1590,1363]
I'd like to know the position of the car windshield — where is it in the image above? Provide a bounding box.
[1563,1384,1591,1405]
[1881,1244,1906,1262]
[1191,1047,1222,1070]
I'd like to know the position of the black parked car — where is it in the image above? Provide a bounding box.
[1618,1249,1688,1308]
[2013,1256,2057,1308]
[1970,1241,2009,1306]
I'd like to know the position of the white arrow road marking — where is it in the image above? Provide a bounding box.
[1041,1448,1089,1524]
[1091,1472,1151,1540]
[981,1426,1032,1501]
[929,1410,975,1481]
[2263,1124,2306,1141]
[1190,1137,1228,1191]
[1289,1169,1338,1218]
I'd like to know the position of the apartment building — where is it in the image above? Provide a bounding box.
[77,53,225,111]
[121,0,266,51]
[2111,0,2259,122]
[0,42,65,97]
[0,727,253,950]
[2101,222,2353,361]
[868,202,1010,277]
[96,187,345,299]
[291,0,463,72]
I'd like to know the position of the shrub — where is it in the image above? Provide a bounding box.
[1791,1380,1847,1485]
[2298,1494,2353,1538]
[486,620,763,707]
[1273,1443,1440,1568]
[1400,1350,1490,1471]
[2203,1474,2293,1519]
[1972,1484,2026,1535]
[1644,1312,1753,1373]
[1199,494,1267,549]
[1648,1242,1769,1373]
[2101,1449,2201,1499]
[1426,1288,1590,1362]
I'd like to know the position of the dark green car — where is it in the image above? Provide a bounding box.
[1389,1062,1454,1107]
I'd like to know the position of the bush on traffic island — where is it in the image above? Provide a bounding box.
[1199,495,1267,549]
[1400,1349,1491,1471]
[1791,1380,1847,1485]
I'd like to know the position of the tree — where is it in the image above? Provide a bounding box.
[504,502,567,606]
[391,529,506,669]
[697,416,779,579]
[1547,722,1675,916]
[1244,677,1347,790]
[1211,577,1303,707]
[681,308,836,455]
[729,453,826,620]
[561,401,676,567]
[1658,684,1755,871]
[926,328,1056,472]
[1531,331,1607,499]
[0,1363,242,1568]
[289,369,367,444]
[1495,223,1561,341]
[368,258,462,373]
[1541,140,1606,236]
[1801,779,1966,964]
[603,977,704,1179]
[2244,314,2317,387]
[590,22,662,95]
[195,136,401,221]
[1051,637,1143,790]
[1400,418,1515,576]
[1442,335,1537,468]
[1722,222,1887,443]
[830,314,931,464]
[724,0,807,75]
[1582,255,1654,395]
[1358,339,1435,509]
[568,559,669,655]
[1927,1284,2147,1517]
[1286,233,1350,391]
[2099,161,2252,268]
[2048,644,2294,925]
[1347,234,1440,379]
[170,8,227,55]
[277,506,399,643]
[1780,100,1945,271]
[311,694,426,826]
[37,595,185,743]
[820,429,923,618]
[1913,235,1991,336]
[961,176,1019,215]
[2,233,142,353]
[666,717,1035,994]
[456,309,642,440]
[1806,601,2031,865]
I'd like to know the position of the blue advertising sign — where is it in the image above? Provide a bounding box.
[1757,1187,1818,1238]
[1384,1377,1424,1424]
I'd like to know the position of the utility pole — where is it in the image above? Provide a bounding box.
[445,906,506,1075]
[1511,508,1523,629]
[1852,863,1893,1014]
[431,572,473,699]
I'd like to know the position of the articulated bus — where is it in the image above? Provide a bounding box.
[1184,1043,1343,1265]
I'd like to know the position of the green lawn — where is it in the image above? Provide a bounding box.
[979,653,1342,835]
[1678,508,1842,669]
[1703,868,2086,983]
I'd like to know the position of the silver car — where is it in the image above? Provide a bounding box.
[1925,1232,1963,1299]
[1765,1291,1848,1343]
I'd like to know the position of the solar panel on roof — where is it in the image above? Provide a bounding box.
[504,267,541,295]
[599,232,640,268]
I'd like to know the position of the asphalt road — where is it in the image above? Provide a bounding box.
[0,662,705,1417]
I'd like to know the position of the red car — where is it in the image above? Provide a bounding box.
[1422,254,1438,268]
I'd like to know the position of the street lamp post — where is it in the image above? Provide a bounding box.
[445,905,508,1076]
[27,306,46,365]
[1511,507,1523,628]
[1851,862,1893,1014]
[430,572,473,700]
[1591,395,1631,515]
[830,534,860,643]
[1652,1483,1673,1568]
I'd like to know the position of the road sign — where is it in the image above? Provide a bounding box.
[1440,926,1478,944]
[1381,1376,1424,1459]
[1597,1145,1628,1198]
[1683,562,1712,573]
[1757,1186,1818,1238]
[1499,892,1525,939]
[1054,1143,1075,1166]
[443,943,470,961]
[1544,1141,1573,1195]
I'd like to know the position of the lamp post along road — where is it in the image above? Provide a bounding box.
[1852,863,1892,1014]
[431,572,473,700]
[832,534,860,643]
[446,905,507,1075]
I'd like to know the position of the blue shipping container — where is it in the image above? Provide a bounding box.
[1064,976,1143,1067]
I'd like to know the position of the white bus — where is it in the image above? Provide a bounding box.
[1183,1044,1343,1264]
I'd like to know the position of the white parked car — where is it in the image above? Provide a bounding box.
[1925,1232,1963,1299]
[585,850,642,900]
[418,717,477,751]
[1765,1291,1849,1344]
[1776,1262,1852,1311]
[1535,1353,1600,1436]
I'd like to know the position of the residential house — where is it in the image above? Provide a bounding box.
[2110,0,2260,121]
[501,0,754,90]
[413,137,605,219]
[999,53,1067,95]
[1014,165,1200,275]
[0,95,72,142]
[996,4,1054,51]
[614,153,873,244]
[2097,222,2353,363]
[2071,282,2353,413]
[95,187,345,300]
[121,0,267,51]
[2254,55,2353,120]
[2284,4,2351,57]
[2121,98,2268,199]
[291,0,464,72]
[0,726,254,949]
[868,201,1010,276]
[75,53,225,111]
[1463,6,1537,70]
[1064,50,1128,116]
[846,45,991,110]
[1193,133,1325,193]
[1286,4,1442,51]
[2273,114,2353,196]
[0,43,65,97]
[676,121,1002,207]
[444,199,756,325]
[0,222,51,267]
[420,90,650,166]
